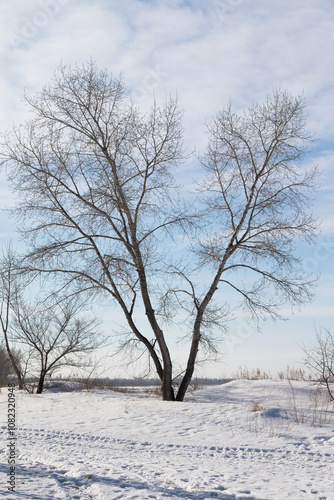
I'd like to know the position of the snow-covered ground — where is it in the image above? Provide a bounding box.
[1,379,334,499]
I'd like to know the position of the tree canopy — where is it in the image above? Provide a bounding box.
[0,62,318,400]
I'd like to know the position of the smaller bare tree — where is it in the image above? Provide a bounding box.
[12,300,101,393]
[0,247,26,389]
[0,344,14,386]
[304,329,334,402]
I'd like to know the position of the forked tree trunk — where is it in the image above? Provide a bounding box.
[161,363,175,401]
[176,264,227,401]
[176,331,200,402]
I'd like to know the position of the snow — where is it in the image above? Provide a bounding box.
[1,379,333,499]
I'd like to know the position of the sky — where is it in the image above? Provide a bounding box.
[0,0,333,378]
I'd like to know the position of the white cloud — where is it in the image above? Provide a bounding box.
[0,0,333,375]
[1,0,334,136]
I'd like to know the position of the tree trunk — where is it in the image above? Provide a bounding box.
[176,330,200,401]
[10,353,24,390]
[3,335,24,390]
[176,264,225,401]
[161,363,175,401]
[15,369,24,391]
[36,370,46,394]
[176,369,193,402]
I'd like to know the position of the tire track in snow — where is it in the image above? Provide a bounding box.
[14,427,334,463]
[1,427,239,500]
[1,426,332,499]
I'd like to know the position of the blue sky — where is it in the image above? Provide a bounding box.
[0,0,333,378]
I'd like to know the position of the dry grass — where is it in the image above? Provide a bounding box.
[232,366,271,380]
[111,386,162,397]
[286,379,333,427]
[277,366,313,381]
[246,378,334,437]
[250,400,265,412]
[232,365,313,381]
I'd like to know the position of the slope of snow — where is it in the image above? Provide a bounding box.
[1,380,333,499]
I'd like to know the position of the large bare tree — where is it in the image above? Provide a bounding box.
[0,62,318,400]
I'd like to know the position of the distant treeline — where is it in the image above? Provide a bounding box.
[81,377,233,387]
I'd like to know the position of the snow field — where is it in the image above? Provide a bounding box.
[0,379,333,499]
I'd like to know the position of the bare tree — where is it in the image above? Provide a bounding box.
[0,247,25,389]
[0,62,318,400]
[0,344,14,386]
[174,89,319,400]
[11,300,101,393]
[304,329,334,402]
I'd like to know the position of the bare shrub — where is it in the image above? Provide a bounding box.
[303,329,334,402]
[287,379,333,427]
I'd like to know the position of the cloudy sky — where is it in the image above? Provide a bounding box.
[0,0,333,377]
